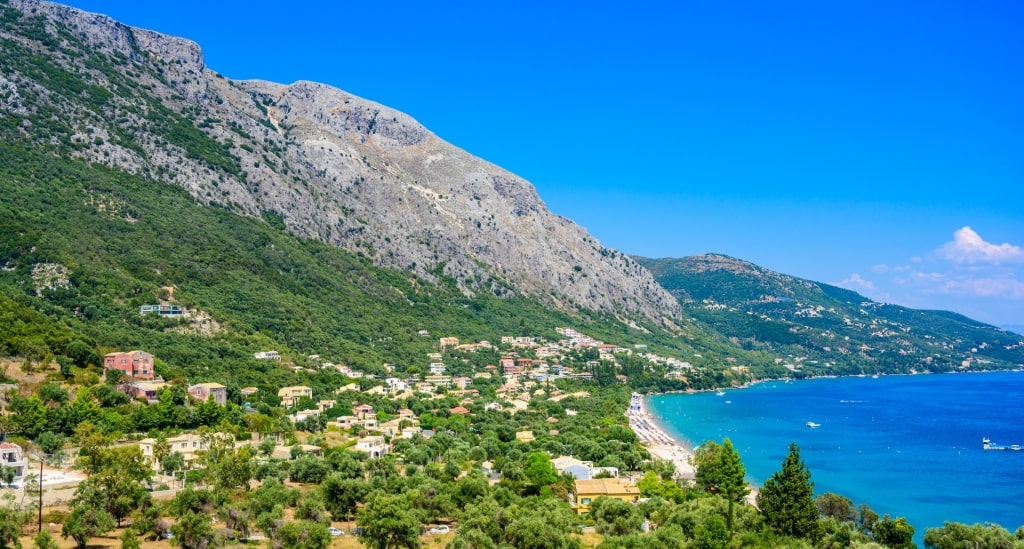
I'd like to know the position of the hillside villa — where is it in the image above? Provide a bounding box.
[278,386,312,407]
[103,350,155,380]
[188,382,227,405]
[573,478,641,515]
[354,436,388,458]
[138,432,235,471]
[0,442,28,484]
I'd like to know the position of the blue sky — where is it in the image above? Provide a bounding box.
[60,1,1024,329]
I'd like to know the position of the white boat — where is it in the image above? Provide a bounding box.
[806,421,821,428]
[716,391,726,396]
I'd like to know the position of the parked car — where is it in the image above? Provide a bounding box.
[429,525,450,535]
[327,527,344,536]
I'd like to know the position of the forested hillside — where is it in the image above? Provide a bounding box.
[638,254,1024,375]
[0,142,663,385]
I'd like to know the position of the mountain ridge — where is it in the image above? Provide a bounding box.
[0,0,681,323]
[637,253,1024,374]
[3,0,1021,382]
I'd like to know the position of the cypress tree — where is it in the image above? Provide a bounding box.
[757,442,820,540]
[719,438,749,532]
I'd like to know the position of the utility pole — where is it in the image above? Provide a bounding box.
[37,454,43,533]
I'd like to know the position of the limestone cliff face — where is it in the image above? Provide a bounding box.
[1,0,682,322]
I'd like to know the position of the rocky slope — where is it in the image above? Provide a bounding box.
[0,0,681,323]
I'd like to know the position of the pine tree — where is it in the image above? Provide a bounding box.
[757,442,820,540]
[719,438,749,532]
[695,438,749,531]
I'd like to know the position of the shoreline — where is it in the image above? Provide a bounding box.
[635,370,1024,507]
[634,392,761,504]
[627,393,696,479]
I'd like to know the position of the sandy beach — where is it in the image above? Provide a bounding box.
[630,392,760,505]
[627,393,696,479]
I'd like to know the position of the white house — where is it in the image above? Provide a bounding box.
[401,427,421,439]
[138,433,235,471]
[551,455,614,480]
[288,409,321,423]
[354,436,388,458]
[385,378,408,392]
[0,442,28,483]
[424,374,452,388]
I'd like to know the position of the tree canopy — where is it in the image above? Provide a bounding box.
[757,442,819,541]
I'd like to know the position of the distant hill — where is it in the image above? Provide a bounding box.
[1002,325,1024,337]
[636,254,1024,375]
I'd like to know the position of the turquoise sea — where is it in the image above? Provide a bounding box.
[646,371,1024,538]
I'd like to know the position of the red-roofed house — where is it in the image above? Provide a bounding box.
[353,404,375,418]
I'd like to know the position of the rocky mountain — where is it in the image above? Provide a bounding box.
[637,254,1024,373]
[0,0,680,323]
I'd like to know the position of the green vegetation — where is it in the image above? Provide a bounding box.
[693,438,748,531]
[0,142,589,384]
[2,4,1024,547]
[757,442,820,541]
[638,254,1024,376]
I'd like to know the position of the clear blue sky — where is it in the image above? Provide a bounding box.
[59,1,1024,329]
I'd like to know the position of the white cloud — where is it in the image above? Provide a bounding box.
[911,271,946,283]
[936,226,1024,265]
[839,273,874,291]
[844,229,1024,325]
[939,277,1024,299]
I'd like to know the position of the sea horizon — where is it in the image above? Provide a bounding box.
[645,370,1024,540]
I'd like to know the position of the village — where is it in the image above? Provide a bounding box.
[0,325,710,547]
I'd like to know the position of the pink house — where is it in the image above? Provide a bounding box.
[188,383,227,406]
[352,404,375,419]
[103,350,155,380]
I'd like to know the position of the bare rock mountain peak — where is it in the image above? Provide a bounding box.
[1,0,682,322]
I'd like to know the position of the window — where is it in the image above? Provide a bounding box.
[580,498,591,505]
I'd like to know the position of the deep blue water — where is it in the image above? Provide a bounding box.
[647,372,1024,538]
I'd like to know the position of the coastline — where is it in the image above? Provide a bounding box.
[627,393,696,479]
[635,391,760,505]
[638,371,1024,519]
